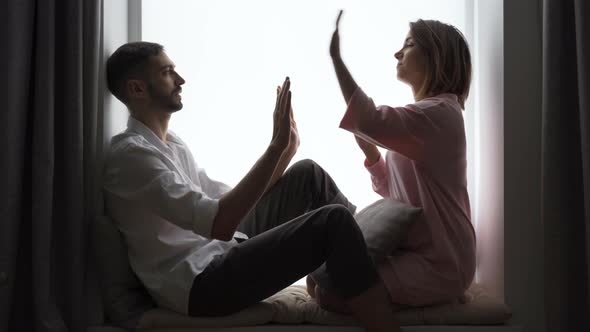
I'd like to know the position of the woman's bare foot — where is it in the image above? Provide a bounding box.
[307,275,400,331]
[346,281,401,332]
[315,285,352,314]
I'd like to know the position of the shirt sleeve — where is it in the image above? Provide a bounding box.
[103,144,219,238]
[340,87,441,162]
[364,155,390,198]
[197,168,232,199]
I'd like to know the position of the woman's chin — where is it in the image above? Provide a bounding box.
[396,71,406,82]
[396,74,408,85]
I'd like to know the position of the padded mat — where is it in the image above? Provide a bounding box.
[138,284,511,329]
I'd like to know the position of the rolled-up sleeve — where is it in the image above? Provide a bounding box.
[197,168,232,199]
[104,144,218,238]
[339,87,439,162]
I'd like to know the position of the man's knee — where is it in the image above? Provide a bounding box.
[290,158,320,175]
[304,204,351,228]
[318,204,357,228]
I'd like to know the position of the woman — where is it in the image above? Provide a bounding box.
[308,10,476,315]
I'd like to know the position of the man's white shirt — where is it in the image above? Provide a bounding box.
[103,116,247,314]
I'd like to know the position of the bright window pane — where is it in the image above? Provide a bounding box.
[142,0,468,211]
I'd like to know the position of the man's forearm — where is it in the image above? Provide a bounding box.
[332,56,359,104]
[265,148,295,193]
[212,145,283,240]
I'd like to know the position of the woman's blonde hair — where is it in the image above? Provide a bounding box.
[409,19,472,109]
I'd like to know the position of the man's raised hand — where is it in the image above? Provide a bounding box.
[276,85,300,156]
[271,77,292,151]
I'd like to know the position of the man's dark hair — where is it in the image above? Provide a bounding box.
[106,41,164,104]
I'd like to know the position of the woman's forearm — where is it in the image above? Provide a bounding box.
[332,56,358,104]
[333,55,380,164]
[361,145,381,165]
[330,23,379,166]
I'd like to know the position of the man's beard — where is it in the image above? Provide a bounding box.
[147,83,183,112]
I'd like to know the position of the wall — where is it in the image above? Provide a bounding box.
[471,0,505,302]
[102,0,131,156]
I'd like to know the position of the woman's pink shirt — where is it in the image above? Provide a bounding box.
[340,87,476,305]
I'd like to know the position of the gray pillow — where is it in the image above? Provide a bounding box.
[355,198,422,262]
[91,215,155,328]
[310,199,422,293]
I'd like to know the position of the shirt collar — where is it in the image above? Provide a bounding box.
[433,93,458,100]
[126,116,182,151]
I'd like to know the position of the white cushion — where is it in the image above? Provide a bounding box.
[138,283,511,328]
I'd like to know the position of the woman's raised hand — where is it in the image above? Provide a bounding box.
[330,10,343,58]
[329,9,359,103]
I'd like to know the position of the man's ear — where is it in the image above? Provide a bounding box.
[127,79,147,99]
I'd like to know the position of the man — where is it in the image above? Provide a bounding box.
[103,41,398,332]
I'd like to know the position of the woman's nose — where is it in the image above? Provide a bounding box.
[394,51,403,60]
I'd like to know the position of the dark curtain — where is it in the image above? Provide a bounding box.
[0,0,103,331]
[542,0,590,330]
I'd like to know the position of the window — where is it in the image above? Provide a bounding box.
[124,0,503,296]
[140,0,470,210]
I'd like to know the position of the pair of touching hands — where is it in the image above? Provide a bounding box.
[270,10,377,161]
